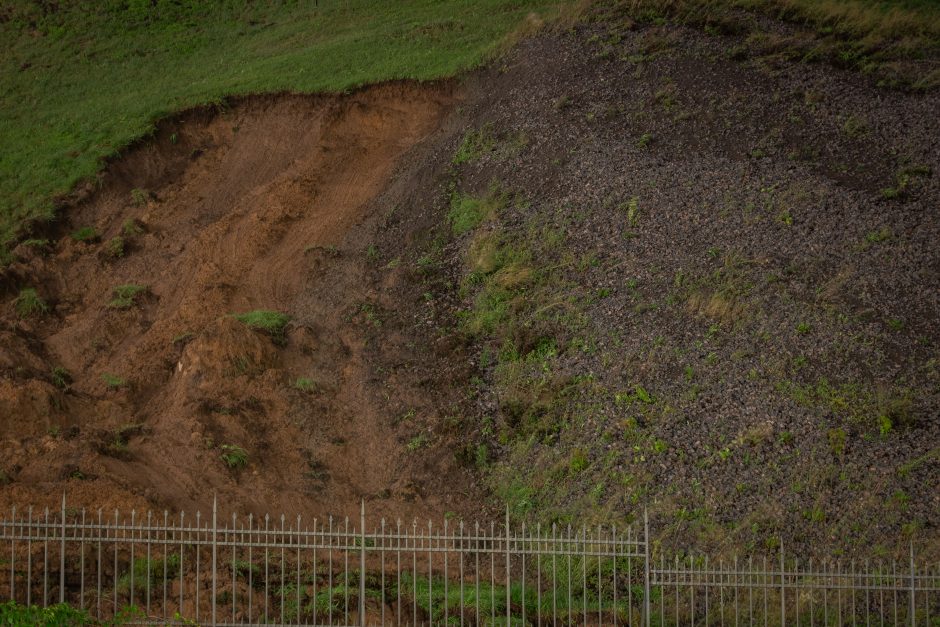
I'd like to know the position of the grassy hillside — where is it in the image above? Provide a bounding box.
[0,0,565,262]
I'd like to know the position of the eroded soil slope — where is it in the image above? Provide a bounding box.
[0,83,482,522]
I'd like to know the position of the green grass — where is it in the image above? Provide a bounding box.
[293,377,317,392]
[0,0,565,262]
[108,284,148,309]
[70,226,99,243]
[220,444,249,470]
[448,185,510,236]
[102,373,126,389]
[116,554,181,594]
[13,287,48,318]
[51,366,72,391]
[231,309,291,342]
[0,600,93,626]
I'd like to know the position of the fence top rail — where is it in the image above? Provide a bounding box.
[2,496,937,568]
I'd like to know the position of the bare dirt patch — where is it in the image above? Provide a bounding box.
[0,82,484,523]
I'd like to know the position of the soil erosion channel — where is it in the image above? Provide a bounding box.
[0,83,480,522]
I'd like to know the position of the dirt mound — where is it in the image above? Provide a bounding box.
[0,82,484,522]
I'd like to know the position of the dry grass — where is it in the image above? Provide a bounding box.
[686,289,745,324]
[597,0,940,87]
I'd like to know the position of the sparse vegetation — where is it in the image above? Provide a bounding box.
[102,374,126,389]
[51,366,71,391]
[105,236,125,258]
[231,310,291,343]
[407,433,430,451]
[220,444,249,470]
[130,188,149,206]
[70,226,99,243]
[448,184,509,236]
[0,601,94,625]
[13,287,48,318]
[108,284,148,309]
[293,377,317,392]
[122,219,143,238]
[454,124,497,164]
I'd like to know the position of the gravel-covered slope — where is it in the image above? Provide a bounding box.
[437,17,940,557]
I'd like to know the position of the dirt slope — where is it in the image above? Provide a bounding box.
[2,10,938,560]
[0,83,483,523]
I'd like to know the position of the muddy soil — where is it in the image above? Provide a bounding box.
[0,82,484,524]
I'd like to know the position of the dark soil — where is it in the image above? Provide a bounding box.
[437,19,940,558]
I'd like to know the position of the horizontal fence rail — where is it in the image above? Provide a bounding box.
[0,496,936,625]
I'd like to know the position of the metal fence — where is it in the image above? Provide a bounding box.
[0,496,938,625]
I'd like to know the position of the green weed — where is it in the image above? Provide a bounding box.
[14,287,48,318]
[293,377,317,392]
[448,184,509,236]
[130,188,149,206]
[70,226,99,243]
[220,444,249,470]
[102,374,126,389]
[231,310,291,343]
[122,219,143,237]
[454,124,497,164]
[51,366,71,391]
[105,236,125,258]
[108,284,148,309]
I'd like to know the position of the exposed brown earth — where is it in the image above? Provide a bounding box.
[0,82,484,524]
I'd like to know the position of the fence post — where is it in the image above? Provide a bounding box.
[780,541,785,627]
[212,493,217,627]
[909,541,915,627]
[506,506,511,625]
[360,500,366,627]
[644,508,651,627]
[60,493,66,604]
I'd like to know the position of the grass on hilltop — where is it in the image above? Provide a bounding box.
[0,0,567,262]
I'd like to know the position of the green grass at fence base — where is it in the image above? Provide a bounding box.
[252,561,642,624]
[0,600,144,626]
[0,0,567,263]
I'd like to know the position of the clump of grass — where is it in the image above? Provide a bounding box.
[231,310,291,343]
[220,444,248,469]
[130,188,150,206]
[108,284,148,309]
[293,377,316,392]
[861,226,892,247]
[841,114,868,137]
[51,366,71,391]
[453,124,497,164]
[635,132,654,148]
[117,554,180,594]
[407,433,429,451]
[569,448,589,473]
[70,226,99,243]
[105,236,125,258]
[448,184,509,236]
[881,164,932,200]
[14,287,48,318]
[622,196,640,227]
[102,373,126,389]
[122,219,143,237]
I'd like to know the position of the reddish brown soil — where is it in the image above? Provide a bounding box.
[0,82,484,524]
